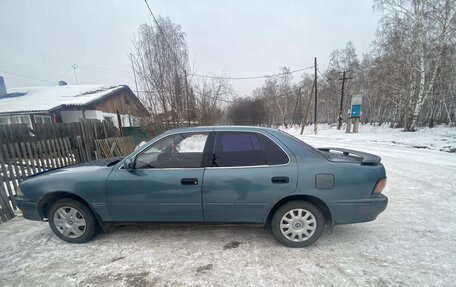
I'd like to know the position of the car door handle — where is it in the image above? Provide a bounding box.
[271,176,289,184]
[181,178,198,185]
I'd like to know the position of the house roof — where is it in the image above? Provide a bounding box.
[0,84,126,115]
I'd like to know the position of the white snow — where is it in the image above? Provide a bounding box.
[0,85,125,113]
[0,124,455,286]
[179,134,208,152]
[285,123,456,153]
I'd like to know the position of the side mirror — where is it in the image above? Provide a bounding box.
[124,157,134,171]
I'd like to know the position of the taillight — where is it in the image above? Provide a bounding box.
[373,178,387,194]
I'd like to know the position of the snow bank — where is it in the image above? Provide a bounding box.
[282,123,456,153]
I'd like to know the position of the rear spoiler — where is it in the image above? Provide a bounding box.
[318,147,381,164]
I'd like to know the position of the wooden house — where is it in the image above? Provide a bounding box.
[0,83,149,129]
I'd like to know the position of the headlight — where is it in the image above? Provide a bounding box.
[373,178,387,194]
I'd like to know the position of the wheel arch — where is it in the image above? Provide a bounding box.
[37,192,103,229]
[266,194,332,224]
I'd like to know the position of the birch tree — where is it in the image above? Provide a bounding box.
[375,0,456,131]
[131,17,189,128]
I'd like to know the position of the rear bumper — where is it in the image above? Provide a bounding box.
[16,197,43,221]
[329,194,388,224]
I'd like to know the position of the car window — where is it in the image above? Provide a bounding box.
[257,134,289,165]
[278,130,327,159]
[213,132,267,167]
[179,134,208,152]
[135,132,208,169]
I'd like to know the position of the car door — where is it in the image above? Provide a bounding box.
[202,131,298,223]
[106,132,210,222]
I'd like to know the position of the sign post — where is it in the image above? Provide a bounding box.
[350,94,362,133]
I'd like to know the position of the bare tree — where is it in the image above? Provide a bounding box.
[227,98,267,125]
[193,77,232,125]
[375,0,456,131]
[131,17,189,128]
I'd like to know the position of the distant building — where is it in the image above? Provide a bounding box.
[0,77,148,129]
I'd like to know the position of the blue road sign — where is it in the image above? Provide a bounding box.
[351,104,361,118]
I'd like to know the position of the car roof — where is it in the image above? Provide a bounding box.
[162,125,280,134]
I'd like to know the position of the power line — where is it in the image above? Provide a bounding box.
[135,81,311,104]
[0,70,55,84]
[79,64,131,74]
[317,68,340,92]
[142,0,314,82]
[78,66,134,78]
[161,81,314,104]
[56,66,73,81]
[188,66,314,80]
[317,82,339,95]
[143,0,187,72]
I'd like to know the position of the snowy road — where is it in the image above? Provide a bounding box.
[1,126,455,286]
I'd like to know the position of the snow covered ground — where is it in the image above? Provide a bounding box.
[286,123,456,153]
[1,124,455,286]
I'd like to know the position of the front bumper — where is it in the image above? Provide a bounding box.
[15,196,43,221]
[329,194,388,225]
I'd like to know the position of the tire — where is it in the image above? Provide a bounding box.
[48,198,97,243]
[271,201,325,248]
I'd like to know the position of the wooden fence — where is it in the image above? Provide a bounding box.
[0,138,77,222]
[0,119,137,223]
[0,119,118,145]
[0,124,30,144]
[0,135,135,223]
[95,137,135,159]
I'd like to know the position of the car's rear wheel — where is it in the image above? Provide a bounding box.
[271,201,325,247]
[48,198,97,243]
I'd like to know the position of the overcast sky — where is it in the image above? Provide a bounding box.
[0,0,380,97]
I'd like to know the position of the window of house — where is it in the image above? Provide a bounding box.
[104,116,113,123]
[20,116,31,126]
[34,115,51,124]
[0,115,32,127]
[122,116,129,127]
[135,133,209,169]
[212,132,267,167]
[0,117,9,125]
[10,116,20,124]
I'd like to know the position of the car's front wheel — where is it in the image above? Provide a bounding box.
[48,198,97,243]
[271,201,325,247]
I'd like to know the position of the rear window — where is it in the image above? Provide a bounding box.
[218,132,262,152]
[278,130,328,158]
[212,131,289,167]
[213,132,267,167]
[257,134,289,165]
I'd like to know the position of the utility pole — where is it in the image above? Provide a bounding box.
[72,64,79,84]
[337,70,352,129]
[298,87,302,122]
[300,82,314,135]
[184,69,190,127]
[314,57,318,134]
[292,88,301,125]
